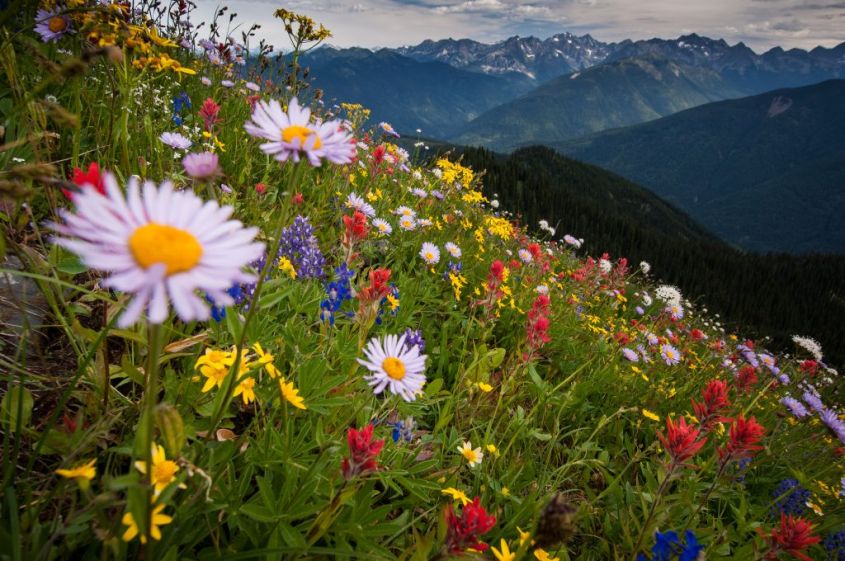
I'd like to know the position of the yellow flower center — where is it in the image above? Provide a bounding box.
[424,252,434,261]
[152,460,178,484]
[382,357,406,380]
[48,16,67,33]
[462,448,478,462]
[282,125,322,149]
[129,224,203,275]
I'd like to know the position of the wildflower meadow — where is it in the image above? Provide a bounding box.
[1,3,844,560]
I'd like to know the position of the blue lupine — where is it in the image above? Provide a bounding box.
[277,216,326,280]
[824,530,845,561]
[772,479,811,516]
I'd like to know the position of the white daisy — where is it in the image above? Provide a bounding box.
[457,441,483,467]
[345,192,375,217]
[357,334,427,402]
[398,216,416,231]
[444,242,461,259]
[244,97,355,166]
[395,206,416,218]
[419,242,440,265]
[50,174,264,327]
[372,218,392,236]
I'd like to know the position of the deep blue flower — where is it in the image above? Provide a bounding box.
[772,479,811,516]
[824,530,845,561]
[652,530,680,561]
[403,328,425,353]
[320,264,355,325]
[172,92,192,125]
[679,531,703,561]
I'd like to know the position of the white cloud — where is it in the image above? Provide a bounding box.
[189,0,844,51]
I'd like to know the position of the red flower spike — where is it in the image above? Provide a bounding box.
[445,497,497,554]
[720,414,765,462]
[198,97,221,131]
[292,192,304,205]
[692,379,731,431]
[799,360,819,376]
[657,415,707,465]
[342,210,369,245]
[762,513,820,561]
[357,268,392,304]
[65,162,106,199]
[735,364,759,394]
[341,424,384,480]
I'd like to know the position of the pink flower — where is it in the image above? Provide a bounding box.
[182,152,220,179]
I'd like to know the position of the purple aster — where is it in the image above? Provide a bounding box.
[431,189,445,200]
[819,408,845,444]
[182,151,220,179]
[660,344,681,366]
[221,79,235,87]
[245,81,260,92]
[621,348,639,362]
[277,216,325,279]
[201,76,212,86]
[635,306,645,315]
[35,8,72,42]
[802,390,825,413]
[160,131,192,150]
[778,373,791,385]
[781,396,810,418]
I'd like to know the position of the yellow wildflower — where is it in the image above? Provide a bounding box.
[477,382,493,392]
[122,502,172,543]
[135,444,184,495]
[279,378,306,410]
[441,487,470,506]
[492,539,516,561]
[386,293,400,311]
[200,363,229,392]
[517,527,532,546]
[486,444,500,457]
[534,548,559,561]
[641,409,660,422]
[55,459,96,490]
[195,348,233,370]
[234,376,257,405]
[252,343,280,379]
[278,257,297,279]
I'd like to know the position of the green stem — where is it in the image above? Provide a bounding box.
[632,463,677,558]
[141,323,164,547]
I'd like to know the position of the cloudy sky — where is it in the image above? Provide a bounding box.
[192,0,844,52]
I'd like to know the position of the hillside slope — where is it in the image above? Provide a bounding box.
[457,146,845,364]
[301,48,533,137]
[449,56,746,151]
[555,79,845,253]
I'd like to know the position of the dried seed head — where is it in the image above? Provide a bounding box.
[534,493,577,548]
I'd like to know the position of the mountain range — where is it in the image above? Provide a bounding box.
[554,79,845,254]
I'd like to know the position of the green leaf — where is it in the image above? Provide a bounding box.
[55,255,88,275]
[0,385,33,433]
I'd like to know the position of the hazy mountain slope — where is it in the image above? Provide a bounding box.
[555,80,845,253]
[301,48,534,137]
[449,56,745,151]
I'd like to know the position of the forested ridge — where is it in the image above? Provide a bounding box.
[457,146,845,366]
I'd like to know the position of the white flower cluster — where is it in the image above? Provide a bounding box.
[639,261,651,274]
[791,335,823,362]
[537,219,556,236]
[655,285,682,307]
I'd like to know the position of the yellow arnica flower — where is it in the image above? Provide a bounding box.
[492,539,516,561]
[534,548,560,561]
[195,348,234,370]
[477,382,493,392]
[234,377,257,405]
[441,487,470,506]
[122,502,172,543]
[486,443,500,457]
[278,257,297,279]
[517,527,532,546]
[200,363,229,392]
[457,440,483,467]
[135,444,183,495]
[55,459,96,489]
[641,408,660,422]
[279,378,306,410]
[252,342,280,379]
